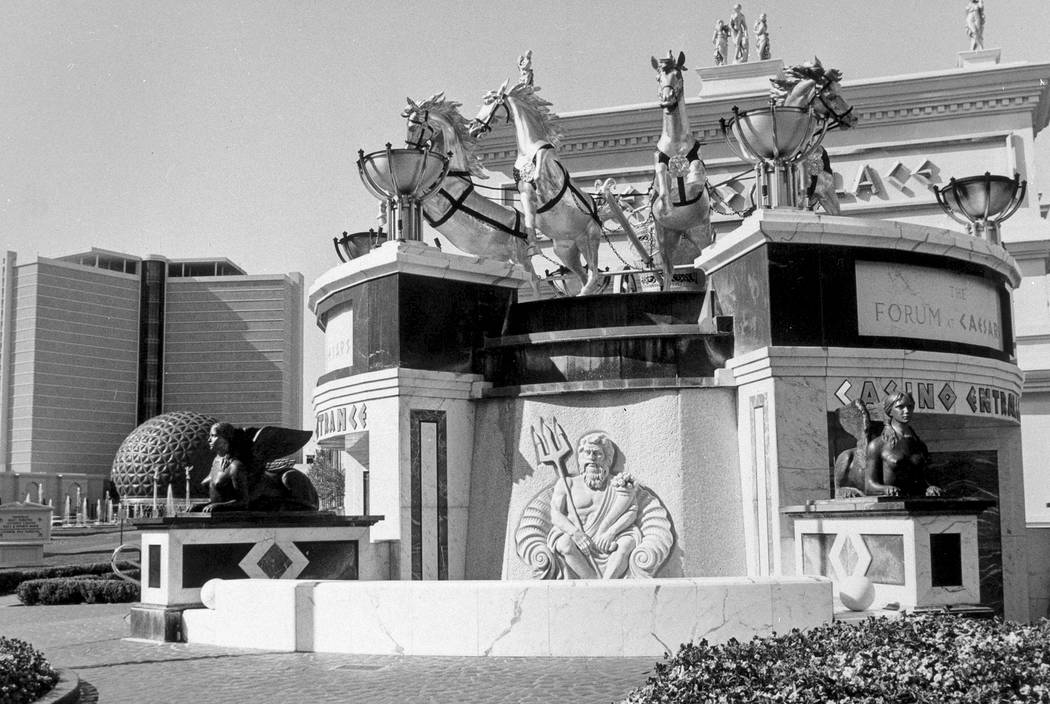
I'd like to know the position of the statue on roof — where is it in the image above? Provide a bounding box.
[517,49,534,87]
[712,19,730,66]
[729,3,749,63]
[754,12,770,61]
[965,0,985,51]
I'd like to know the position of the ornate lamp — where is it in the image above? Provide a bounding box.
[721,103,827,209]
[932,172,1027,246]
[356,142,451,243]
[333,228,388,262]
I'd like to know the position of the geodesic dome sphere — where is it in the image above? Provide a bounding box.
[110,411,218,499]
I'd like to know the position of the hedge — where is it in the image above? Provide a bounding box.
[0,636,58,704]
[0,562,136,595]
[623,614,1050,703]
[16,577,139,606]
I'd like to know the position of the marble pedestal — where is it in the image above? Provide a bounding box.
[784,498,993,611]
[127,512,384,641]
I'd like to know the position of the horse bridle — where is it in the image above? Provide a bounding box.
[472,94,511,135]
[404,109,437,149]
[815,86,854,131]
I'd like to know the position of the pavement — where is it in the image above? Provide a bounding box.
[0,596,659,704]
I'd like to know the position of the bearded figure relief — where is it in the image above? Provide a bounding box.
[514,418,674,579]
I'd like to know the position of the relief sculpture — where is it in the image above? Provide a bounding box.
[514,418,674,579]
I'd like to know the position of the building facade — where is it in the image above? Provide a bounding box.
[0,248,303,508]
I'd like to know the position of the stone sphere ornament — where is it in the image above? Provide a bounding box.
[839,575,875,611]
[110,411,218,499]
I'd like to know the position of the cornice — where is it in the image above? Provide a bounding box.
[477,60,1050,170]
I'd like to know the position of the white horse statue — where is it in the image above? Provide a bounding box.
[603,52,712,289]
[402,93,537,289]
[469,80,603,296]
[770,59,857,215]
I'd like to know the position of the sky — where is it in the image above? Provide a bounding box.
[2,0,1049,427]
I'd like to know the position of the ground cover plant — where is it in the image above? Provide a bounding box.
[624,614,1050,703]
[16,577,138,605]
[0,637,58,704]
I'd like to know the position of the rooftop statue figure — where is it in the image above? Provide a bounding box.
[729,3,749,63]
[754,12,770,61]
[517,49,533,87]
[834,393,943,498]
[199,422,318,513]
[965,0,985,51]
[712,19,730,66]
[515,419,673,579]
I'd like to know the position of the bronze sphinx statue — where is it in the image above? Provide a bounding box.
[197,423,318,513]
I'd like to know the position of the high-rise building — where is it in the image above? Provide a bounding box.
[0,248,303,506]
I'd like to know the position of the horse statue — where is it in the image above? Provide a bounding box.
[605,51,711,289]
[468,79,603,296]
[770,58,857,215]
[402,93,537,291]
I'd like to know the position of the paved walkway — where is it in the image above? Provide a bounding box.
[1,598,658,703]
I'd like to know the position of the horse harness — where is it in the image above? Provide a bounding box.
[423,171,528,242]
[513,144,600,226]
[656,141,704,207]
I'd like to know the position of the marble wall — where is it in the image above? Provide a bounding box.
[182,576,833,656]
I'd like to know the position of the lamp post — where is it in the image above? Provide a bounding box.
[932,172,1027,246]
[356,142,450,243]
[721,102,827,210]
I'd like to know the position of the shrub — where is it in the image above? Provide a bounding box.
[16,577,138,606]
[0,562,136,595]
[624,614,1050,703]
[0,636,58,704]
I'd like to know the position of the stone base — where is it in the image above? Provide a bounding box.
[133,513,387,614]
[128,603,190,642]
[0,543,44,566]
[957,48,1001,68]
[785,498,993,611]
[694,58,784,96]
[181,576,832,656]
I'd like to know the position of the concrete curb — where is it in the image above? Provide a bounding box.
[34,668,80,704]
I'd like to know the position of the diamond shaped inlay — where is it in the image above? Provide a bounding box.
[257,544,293,579]
[939,383,958,411]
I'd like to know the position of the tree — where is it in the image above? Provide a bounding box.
[309,449,344,512]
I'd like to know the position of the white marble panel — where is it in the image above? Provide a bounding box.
[476,581,551,657]
[180,607,216,644]
[343,581,417,655]
[310,583,357,654]
[548,581,625,657]
[409,582,480,655]
[620,579,699,656]
[211,579,298,651]
[691,577,774,643]
[771,578,833,633]
[420,420,438,580]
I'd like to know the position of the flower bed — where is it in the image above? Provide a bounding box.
[624,614,1050,703]
[0,637,58,704]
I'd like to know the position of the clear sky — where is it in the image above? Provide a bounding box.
[3,0,1049,427]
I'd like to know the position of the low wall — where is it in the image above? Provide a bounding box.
[182,576,833,657]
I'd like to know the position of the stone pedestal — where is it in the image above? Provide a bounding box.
[695,59,784,96]
[0,501,51,567]
[127,513,384,641]
[309,242,532,580]
[784,497,993,611]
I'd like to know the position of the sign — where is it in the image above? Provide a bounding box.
[0,503,51,542]
[315,403,367,441]
[855,261,1003,350]
[324,306,354,373]
[830,376,1020,422]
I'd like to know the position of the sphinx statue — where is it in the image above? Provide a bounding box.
[197,423,318,513]
[834,393,943,498]
[515,419,673,579]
